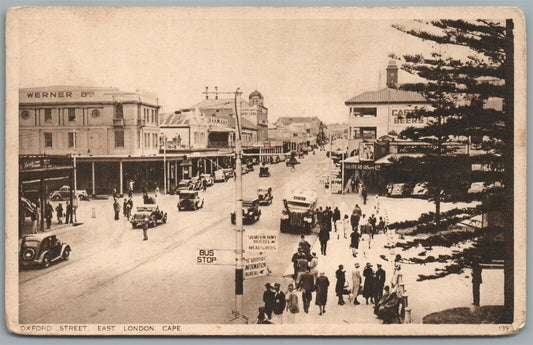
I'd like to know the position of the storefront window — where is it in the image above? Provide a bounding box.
[362,128,376,140]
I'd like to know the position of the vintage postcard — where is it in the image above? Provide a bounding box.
[5,6,527,336]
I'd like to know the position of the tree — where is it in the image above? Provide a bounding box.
[393,19,514,323]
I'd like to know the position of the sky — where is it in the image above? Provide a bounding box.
[14,7,484,124]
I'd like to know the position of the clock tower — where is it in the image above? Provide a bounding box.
[386,60,399,89]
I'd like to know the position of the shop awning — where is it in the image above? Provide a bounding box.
[374,153,425,165]
[340,156,360,163]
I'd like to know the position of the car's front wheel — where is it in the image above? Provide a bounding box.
[41,254,51,268]
[62,247,70,260]
[53,195,62,201]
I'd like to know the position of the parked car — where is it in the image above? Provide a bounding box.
[259,166,271,177]
[190,177,203,190]
[49,185,89,201]
[257,186,273,206]
[20,233,71,269]
[222,168,234,179]
[390,183,412,197]
[176,179,192,193]
[231,199,261,225]
[200,174,214,187]
[130,205,167,228]
[246,161,254,171]
[468,182,487,194]
[177,191,204,211]
[214,169,227,182]
[412,182,429,198]
[280,189,318,234]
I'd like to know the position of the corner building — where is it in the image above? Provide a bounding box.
[345,60,430,140]
[19,86,161,156]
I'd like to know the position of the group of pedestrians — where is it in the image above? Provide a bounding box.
[30,199,75,234]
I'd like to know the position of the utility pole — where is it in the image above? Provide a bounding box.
[232,88,246,323]
[204,87,247,323]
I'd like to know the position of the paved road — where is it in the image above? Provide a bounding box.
[19,150,503,325]
[19,152,326,324]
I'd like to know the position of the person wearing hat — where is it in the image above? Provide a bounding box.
[350,229,360,257]
[291,248,306,280]
[309,252,319,282]
[351,263,362,305]
[335,264,346,305]
[297,267,315,313]
[318,225,330,256]
[256,307,273,324]
[298,235,311,257]
[262,283,275,320]
[315,272,330,315]
[363,263,375,304]
[285,283,299,323]
[272,283,286,324]
[375,263,386,302]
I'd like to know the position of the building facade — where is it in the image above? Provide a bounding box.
[159,109,209,149]
[19,86,161,156]
[344,60,430,141]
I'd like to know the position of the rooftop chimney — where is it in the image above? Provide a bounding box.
[205,86,209,100]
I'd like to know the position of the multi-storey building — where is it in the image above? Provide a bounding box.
[344,60,430,141]
[159,109,209,149]
[19,86,161,156]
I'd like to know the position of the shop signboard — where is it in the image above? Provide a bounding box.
[359,142,375,161]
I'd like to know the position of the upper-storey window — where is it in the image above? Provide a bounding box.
[68,108,76,122]
[115,104,124,119]
[351,107,377,117]
[44,132,53,148]
[44,109,52,122]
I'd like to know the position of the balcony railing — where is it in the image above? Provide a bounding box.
[113,118,124,127]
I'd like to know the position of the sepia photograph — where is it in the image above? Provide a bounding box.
[4,6,527,336]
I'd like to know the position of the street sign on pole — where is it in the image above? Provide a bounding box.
[195,249,218,264]
[245,230,278,252]
[244,255,268,279]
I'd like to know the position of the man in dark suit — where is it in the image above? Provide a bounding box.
[297,268,315,313]
[262,283,275,320]
[272,283,286,324]
[375,263,386,302]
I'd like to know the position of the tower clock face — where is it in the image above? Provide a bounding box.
[389,72,395,78]
[21,111,30,120]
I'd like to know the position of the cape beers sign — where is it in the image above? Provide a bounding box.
[244,255,268,279]
[245,230,278,252]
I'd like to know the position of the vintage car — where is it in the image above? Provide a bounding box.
[390,183,412,197]
[214,169,228,183]
[130,205,167,228]
[190,177,203,190]
[280,189,318,234]
[259,166,271,177]
[246,161,255,171]
[468,182,487,194]
[49,185,89,201]
[176,179,192,193]
[257,186,273,206]
[222,168,234,179]
[20,233,71,269]
[412,182,429,198]
[200,174,214,187]
[231,199,261,225]
[177,191,205,211]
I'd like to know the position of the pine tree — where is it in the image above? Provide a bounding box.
[392,19,514,323]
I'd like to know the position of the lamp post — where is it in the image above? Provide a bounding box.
[162,133,167,194]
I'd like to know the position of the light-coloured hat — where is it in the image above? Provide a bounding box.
[354,263,360,268]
